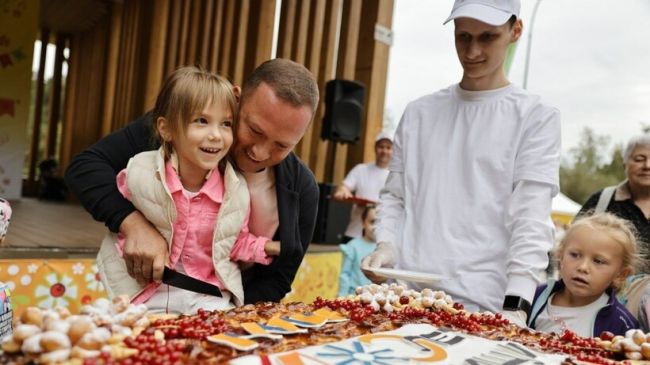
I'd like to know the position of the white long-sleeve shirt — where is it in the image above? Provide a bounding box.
[375,83,561,312]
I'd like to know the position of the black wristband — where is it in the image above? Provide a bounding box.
[502,295,531,313]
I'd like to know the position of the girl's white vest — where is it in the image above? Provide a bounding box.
[96,149,249,306]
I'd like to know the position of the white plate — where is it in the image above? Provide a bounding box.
[365,268,445,283]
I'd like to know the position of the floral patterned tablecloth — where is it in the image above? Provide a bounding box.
[0,259,105,317]
[0,251,343,317]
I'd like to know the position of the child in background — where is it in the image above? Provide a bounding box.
[0,198,11,245]
[338,205,377,296]
[96,66,279,313]
[528,213,640,337]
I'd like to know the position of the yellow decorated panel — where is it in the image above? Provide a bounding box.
[0,259,106,317]
[282,252,342,304]
[0,251,343,316]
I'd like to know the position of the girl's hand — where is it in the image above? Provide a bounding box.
[264,241,281,256]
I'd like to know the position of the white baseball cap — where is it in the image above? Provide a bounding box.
[375,131,393,143]
[443,0,520,26]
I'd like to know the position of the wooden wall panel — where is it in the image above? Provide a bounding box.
[244,0,276,77]
[219,0,235,79]
[200,0,215,68]
[57,0,394,189]
[295,0,326,164]
[292,0,310,64]
[59,34,80,170]
[310,0,342,181]
[144,0,169,111]
[46,34,66,158]
[164,0,182,76]
[112,3,128,127]
[28,29,49,186]
[231,0,250,86]
[348,0,394,168]
[186,0,201,64]
[85,20,108,139]
[277,0,296,60]
[59,9,110,169]
[177,0,191,67]
[327,0,362,184]
[208,0,225,72]
[290,0,312,163]
[100,1,122,136]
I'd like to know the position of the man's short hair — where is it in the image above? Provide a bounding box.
[241,59,319,114]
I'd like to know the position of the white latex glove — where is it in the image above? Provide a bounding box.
[500,309,528,328]
[361,242,396,283]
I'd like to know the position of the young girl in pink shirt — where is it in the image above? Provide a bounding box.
[96,66,279,313]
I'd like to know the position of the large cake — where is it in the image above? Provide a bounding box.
[0,284,645,364]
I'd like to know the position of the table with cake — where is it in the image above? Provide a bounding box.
[2,282,649,365]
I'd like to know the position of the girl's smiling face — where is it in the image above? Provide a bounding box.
[158,100,234,189]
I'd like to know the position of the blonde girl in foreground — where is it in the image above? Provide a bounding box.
[528,213,641,337]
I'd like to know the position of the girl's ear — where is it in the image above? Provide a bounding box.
[511,19,523,42]
[157,117,172,142]
[615,266,632,287]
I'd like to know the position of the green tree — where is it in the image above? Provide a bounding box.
[599,143,625,180]
[560,128,623,204]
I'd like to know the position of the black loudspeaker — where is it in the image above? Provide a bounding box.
[312,183,353,244]
[321,79,365,143]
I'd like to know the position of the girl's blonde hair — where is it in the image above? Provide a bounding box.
[556,212,644,291]
[152,66,238,158]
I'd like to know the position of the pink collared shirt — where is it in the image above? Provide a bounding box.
[116,160,272,304]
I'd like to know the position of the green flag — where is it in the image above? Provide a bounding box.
[503,42,518,76]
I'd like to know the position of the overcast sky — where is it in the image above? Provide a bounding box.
[385,0,650,159]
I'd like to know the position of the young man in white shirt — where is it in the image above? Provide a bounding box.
[363,0,561,327]
[333,132,392,242]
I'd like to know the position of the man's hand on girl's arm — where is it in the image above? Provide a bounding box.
[120,211,168,285]
[264,240,281,256]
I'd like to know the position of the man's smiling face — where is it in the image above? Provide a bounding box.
[232,82,313,172]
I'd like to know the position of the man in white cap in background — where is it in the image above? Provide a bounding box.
[334,131,393,242]
[363,0,561,327]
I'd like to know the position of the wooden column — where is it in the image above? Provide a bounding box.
[243,0,276,78]
[231,0,250,85]
[177,0,191,67]
[291,0,310,64]
[326,0,362,184]
[289,0,311,162]
[28,28,50,188]
[165,0,182,75]
[277,0,297,59]
[144,0,169,110]
[46,33,66,159]
[295,0,326,165]
[60,34,80,171]
[82,13,109,143]
[208,0,225,72]
[348,0,394,168]
[100,1,123,135]
[310,0,342,181]
[199,0,215,68]
[219,0,236,79]
[186,0,202,64]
